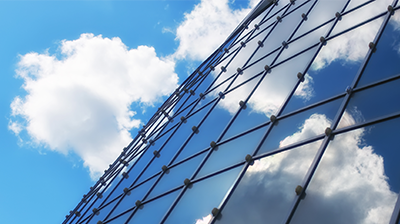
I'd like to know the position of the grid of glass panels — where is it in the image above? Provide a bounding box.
[63,0,400,223]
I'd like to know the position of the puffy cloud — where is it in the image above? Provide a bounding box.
[312,0,392,70]
[9,33,178,179]
[293,74,314,101]
[173,0,255,61]
[212,49,313,117]
[217,113,397,224]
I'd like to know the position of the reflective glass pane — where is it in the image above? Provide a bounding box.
[135,127,181,184]
[196,126,267,179]
[208,52,238,91]
[283,18,380,115]
[127,190,180,224]
[106,148,152,202]
[330,0,388,37]
[357,15,400,88]
[258,97,342,155]
[214,140,322,224]
[180,71,220,116]
[291,117,400,224]
[175,108,230,163]
[345,0,392,17]
[86,199,118,224]
[148,154,205,199]
[223,48,315,141]
[164,166,242,224]
[338,78,400,129]
[248,1,311,66]
[108,177,157,219]
[293,0,346,39]
[277,22,331,64]
[138,103,212,175]
[175,75,261,162]
[235,1,281,46]
[79,192,107,223]
[106,212,130,224]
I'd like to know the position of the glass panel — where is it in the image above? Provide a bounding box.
[106,147,152,202]
[164,166,242,224]
[357,16,400,88]
[283,19,380,115]
[338,78,400,129]
[135,126,181,184]
[345,0,392,16]
[175,106,231,162]
[106,212,130,224]
[330,0,388,37]
[127,190,180,224]
[223,26,276,78]
[258,97,342,155]
[198,80,232,112]
[277,22,331,64]
[175,75,261,162]
[136,102,212,183]
[147,154,205,199]
[293,0,347,40]
[79,191,107,223]
[208,52,238,92]
[223,48,315,141]
[214,140,322,224]
[233,1,278,46]
[86,199,118,224]
[178,71,219,117]
[108,177,157,219]
[248,1,311,66]
[290,117,400,224]
[196,126,267,179]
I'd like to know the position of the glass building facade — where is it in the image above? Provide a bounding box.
[63,0,400,223]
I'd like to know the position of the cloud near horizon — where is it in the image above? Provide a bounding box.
[9,33,178,179]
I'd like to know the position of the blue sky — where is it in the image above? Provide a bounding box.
[2,0,400,224]
[0,0,257,223]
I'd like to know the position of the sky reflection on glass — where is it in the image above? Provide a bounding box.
[64,1,400,224]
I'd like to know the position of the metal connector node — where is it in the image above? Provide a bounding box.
[239,100,247,109]
[245,154,253,163]
[295,185,303,195]
[184,178,192,186]
[221,66,227,72]
[192,126,199,134]
[325,127,332,136]
[212,208,220,217]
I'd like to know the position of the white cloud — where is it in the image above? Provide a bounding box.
[173,0,255,61]
[9,33,178,179]
[195,214,212,224]
[293,73,314,101]
[218,113,397,224]
[212,49,313,117]
[312,0,392,70]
